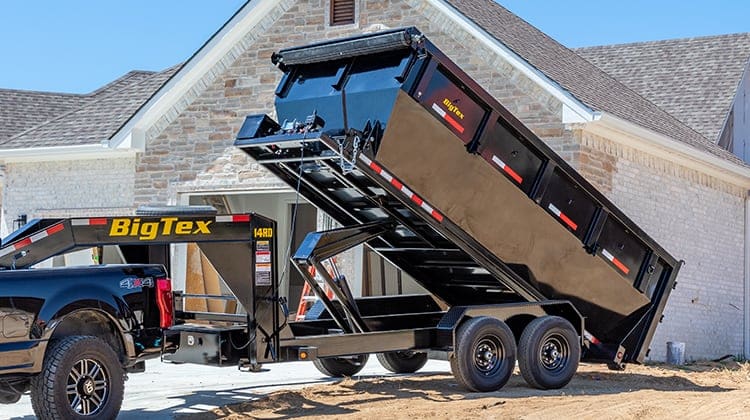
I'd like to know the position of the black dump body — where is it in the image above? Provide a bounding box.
[235,28,681,363]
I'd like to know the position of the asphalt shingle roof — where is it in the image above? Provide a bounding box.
[0,68,177,149]
[446,0,743,164]
[0,90,86,143]
[576,33,750,142]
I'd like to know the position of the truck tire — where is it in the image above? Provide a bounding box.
[376,351,428,374]
[134,205,217,216]
[518,315,580,390]
[30,336,124,420]
[451,317,516,392]
[313,354,369,377]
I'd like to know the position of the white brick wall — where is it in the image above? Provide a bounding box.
[1,157,136,234]
[581,130,746,361]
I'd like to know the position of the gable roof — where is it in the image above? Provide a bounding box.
[576,33,750,142]
[445,0,743,165]
[0,90,86,142]
[0,68,177,149]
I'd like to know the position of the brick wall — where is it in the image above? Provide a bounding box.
[577,130,746,360]
[1,157,135,234]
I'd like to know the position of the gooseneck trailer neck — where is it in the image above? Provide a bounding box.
[234,27,681,366]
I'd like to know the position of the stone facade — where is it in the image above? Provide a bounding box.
[134,0,573,206]
[2,0,746,360]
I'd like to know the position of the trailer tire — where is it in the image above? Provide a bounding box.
[452,317,516,392]
[135,205,218,216]
[313,354,369,377]
[30,336,124,420]
[518,316,580,390]
[377,351,428,374]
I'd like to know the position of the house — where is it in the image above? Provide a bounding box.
[2,0,750,361]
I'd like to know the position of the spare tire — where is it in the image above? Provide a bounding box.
[135,205,218,216]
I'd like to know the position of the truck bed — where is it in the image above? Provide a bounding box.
[235,27,681,363]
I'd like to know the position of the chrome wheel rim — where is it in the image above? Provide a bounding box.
[66,358,108,416]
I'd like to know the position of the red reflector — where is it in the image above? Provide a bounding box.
[391,178,403,190]
[14,238,32,250]
[233,214,251,222]
[46,223,65,235]
[431,211,444,222]
[156,278,174,329]
[89,218,108,225]
[411,195,424,206]
[612,258,630,275]
[444,114,465,134]
[502,166,523,184]
[369,162,382,174]
[558,213,578,231]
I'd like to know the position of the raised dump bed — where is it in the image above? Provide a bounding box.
[235,27,681,366]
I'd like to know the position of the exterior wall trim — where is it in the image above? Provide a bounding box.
[427,0,597,123]
[0,144,136,163]
[108,0,283,151]
[586,113,750,189]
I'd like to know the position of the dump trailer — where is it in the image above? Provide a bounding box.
[0,27,682,405]
[228,27,680,390]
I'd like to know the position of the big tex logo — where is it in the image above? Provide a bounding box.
[109,217,212,240]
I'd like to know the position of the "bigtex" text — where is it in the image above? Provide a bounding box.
[109,218,212,240]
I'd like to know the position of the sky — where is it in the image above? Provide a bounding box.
[0,1,748,94]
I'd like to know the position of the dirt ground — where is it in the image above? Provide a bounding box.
[184,361,750,419]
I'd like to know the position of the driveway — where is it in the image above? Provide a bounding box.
[6,358,451,419]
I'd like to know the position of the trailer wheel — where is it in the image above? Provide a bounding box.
[313,354,369,377]
[518,316,580,390]
[30,336,124,420]
[377,351,428,374]
[452,317,516,392]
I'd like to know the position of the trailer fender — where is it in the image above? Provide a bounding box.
[436,301,584,351]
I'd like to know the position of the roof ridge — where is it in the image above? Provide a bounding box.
[575,32,750,51]
[0,87,85,97]
[1,69,175,146]
[87,70,157,96]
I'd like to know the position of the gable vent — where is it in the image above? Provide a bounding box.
[330,0,355,26]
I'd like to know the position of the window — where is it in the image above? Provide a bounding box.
[330,0,355,26]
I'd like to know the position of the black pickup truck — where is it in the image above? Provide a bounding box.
[0,216,180,419]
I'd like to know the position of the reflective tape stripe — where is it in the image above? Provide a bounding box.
[602,248,630,274]
[0,223,65,257]
[72,218,107,226]
[358,155,445,223]
[547,203,578,231]
[491,155,523,184]
[432,103,465,134]
[431,103,446,117]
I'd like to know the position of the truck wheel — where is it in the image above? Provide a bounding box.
[30,336,124,420]
[518,316,580,390]
[313,354,369,377]
[452,317,516,392]
[377,351,428,373]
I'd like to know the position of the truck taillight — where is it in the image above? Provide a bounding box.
[156,278,174,329]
